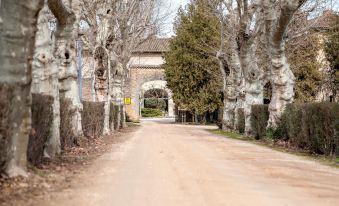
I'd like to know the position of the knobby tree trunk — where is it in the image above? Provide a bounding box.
[0,0,44,177]
[265,0,302,128]
[31,5,61,158]
[241,42,264,136]
[48,0,83,140]
[234,79,245,132]
[110,55,124,130]
[217,50,239,131]
[93,46,111,135]
[268,44,295,128]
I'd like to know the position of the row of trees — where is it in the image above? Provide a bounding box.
[0,0,162,177]
[165,0,337,135]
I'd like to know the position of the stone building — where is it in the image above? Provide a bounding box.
[124,38,175,121]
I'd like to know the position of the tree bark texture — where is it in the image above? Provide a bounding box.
[31,5,61,158]
[242,43,264,136]
[48,0,83,139]
[93,46,111,135]
[217,51,238,131]
[110,55,125,129]
[265,0,301,128]
[0,0,44,177]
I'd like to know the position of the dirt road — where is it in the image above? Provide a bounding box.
[37,119,339,206]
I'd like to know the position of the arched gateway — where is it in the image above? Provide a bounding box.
[124,38,175,121]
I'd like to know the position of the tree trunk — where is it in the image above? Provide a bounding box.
[31,5,61,158]
[265,0,301,128]
[217,50,238,132]
[93,46,111,135]
[239,40,264,136]
[0,0,44,177]
[48,0,83,141]
[110,56,124,129]
[120,105,127,128]
[115,106,121,130]
[234,78,245,132]
[225,50,242,131]
[120,78,127,128]
[267,46,295,128]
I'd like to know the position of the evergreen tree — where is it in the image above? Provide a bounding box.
[324,15,339,99]
[164,0,222,115]
[286,33,323,103]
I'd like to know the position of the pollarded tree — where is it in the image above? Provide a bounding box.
[164,0,222,116]
[217,0,264,135]
[48,0,84,147]
[262,0,308,128]
[31,4,61,158]
[0,0,44,177]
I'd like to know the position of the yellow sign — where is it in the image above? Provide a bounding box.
[124,97,131,105]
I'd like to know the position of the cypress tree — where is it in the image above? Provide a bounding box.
[324,15,339,99]
[164,0,222,115]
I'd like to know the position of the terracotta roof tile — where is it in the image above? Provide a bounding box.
[129,65,163,69]
[133,38,170,53]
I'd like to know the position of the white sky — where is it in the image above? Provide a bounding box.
[159,0,189,37]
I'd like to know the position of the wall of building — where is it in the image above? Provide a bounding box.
[128,53,165,66]
[125,68,168,121]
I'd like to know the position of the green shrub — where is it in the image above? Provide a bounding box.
[279,104,304,144]
[249,102,339,157]
[28,94,54,165]
[250,105,269,139]
[278,103,339,156]
[144,98,166,110]
[109,103,120,130]
[60,98,77,149]
[82,101,105,138]
[141,108,162,117]
[0,84,13,172]
[236,108,245,134]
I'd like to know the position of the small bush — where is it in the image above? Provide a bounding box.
[28,94,54,165]
[141,108,162,117]
[236,108,245,134]
[82,101,105,138]
[250,105,269,139]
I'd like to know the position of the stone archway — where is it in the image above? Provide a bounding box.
[139,80,175,118]
[125,66,175,121]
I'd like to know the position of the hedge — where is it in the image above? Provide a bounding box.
[279,103,339,156]
[0,85,13,172]
[250,102,339,157]
[141,108,162,117]
[60,98,77,149]
[109,103,120,130]
[250,104,269,139]
[27,94,54,165]
[82,101,105,138]
[236,108,245,134]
